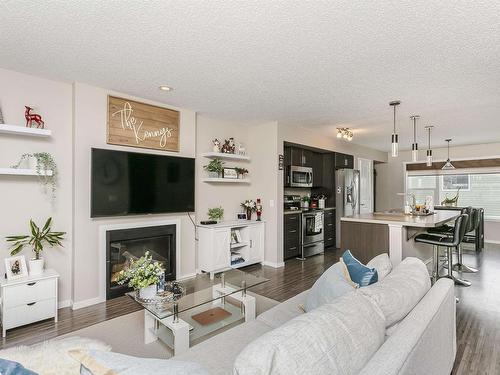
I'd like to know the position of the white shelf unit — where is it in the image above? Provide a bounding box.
[198,221,265,274]
[202,178,250,184]
[0,124,51,137]
[0,168,53,176]
[201,152,250,161]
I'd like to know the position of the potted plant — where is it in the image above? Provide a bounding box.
[115,251,165,300]
[6,217,66,275]
[302,195,311,209]
[208,206,224,222]
[241,199,256,220]
[203,158,224,178]
[235,167,249,179]
[11,152,58,200]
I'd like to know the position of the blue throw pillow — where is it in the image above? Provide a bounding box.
[304,262,356,312]
[342,250,378,287]
[0,358,37,375]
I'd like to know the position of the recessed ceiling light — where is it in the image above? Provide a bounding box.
[159,85,173,92]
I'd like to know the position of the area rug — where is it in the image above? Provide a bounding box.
[58,291,279,359]
[0,336,110,375]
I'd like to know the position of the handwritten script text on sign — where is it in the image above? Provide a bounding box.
[112,101,174,148]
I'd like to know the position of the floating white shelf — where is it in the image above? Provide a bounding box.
[0,124,52,137]
[202,178,250,184]
[201,152,250,161]
[0,168,53,176]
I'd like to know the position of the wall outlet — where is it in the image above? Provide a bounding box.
[269,199,275,208]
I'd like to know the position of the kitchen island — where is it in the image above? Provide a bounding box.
[340,210,460,266]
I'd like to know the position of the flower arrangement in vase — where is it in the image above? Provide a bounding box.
[116,251,165,301]
[6,217,66,275]
[241,200,257,220]
[234,167,248,179]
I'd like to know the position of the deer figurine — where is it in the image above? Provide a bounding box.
[25,106,45,129]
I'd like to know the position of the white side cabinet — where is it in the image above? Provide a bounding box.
[198,221,265,274]
[1,269,59,337]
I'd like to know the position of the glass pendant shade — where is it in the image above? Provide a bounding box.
[410,115,420,162]
[391,133,399,157]
[411,146,418,162]
[442,139,455,170]
[389,100,401,158]
[426,149,433,167]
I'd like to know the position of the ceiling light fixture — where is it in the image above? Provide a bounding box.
[425,125,434,167]
[389,100,401,157]
[410,115,420,162]
[442,139,455,170]
[159,85,173,91]
[337,128,353,141]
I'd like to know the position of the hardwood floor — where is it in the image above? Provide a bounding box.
[1,245,498,374]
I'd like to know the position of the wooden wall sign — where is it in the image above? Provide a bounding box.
[107,96,180,152]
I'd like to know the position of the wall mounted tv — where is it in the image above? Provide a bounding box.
[91,148,195,217]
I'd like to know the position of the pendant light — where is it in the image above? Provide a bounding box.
[389,100,401,157]
[410,115,420,162]
[442,139,455,170]
[425,125,433,167]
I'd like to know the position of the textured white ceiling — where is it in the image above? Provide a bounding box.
[1,1,499,151]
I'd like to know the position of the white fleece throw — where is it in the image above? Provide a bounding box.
[0,336,111,375]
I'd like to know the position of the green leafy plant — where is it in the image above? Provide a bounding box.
[208,206,224,221]
[203,158,224,175]
[115,251,165,290]
[6,217,66,260]
[12,152,58,199]
[302,196,311,203]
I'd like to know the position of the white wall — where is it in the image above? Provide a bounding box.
[0,68,73,306]
[195,117,281,266]
[72,83,197,307]
[375,143,500,242]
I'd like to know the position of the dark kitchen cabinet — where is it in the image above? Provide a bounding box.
[291,147,303,166]
[284,146,292,186]
[284,213,301,259]
[311,152,323,187]
[324,208,336,248]
[335,153,354,169]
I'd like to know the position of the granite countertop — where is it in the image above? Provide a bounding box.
[340,209,460,228]
[284,207,336,215]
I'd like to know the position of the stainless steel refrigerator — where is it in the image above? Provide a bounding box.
[335,169,360,248]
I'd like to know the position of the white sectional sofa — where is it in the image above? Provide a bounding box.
[174,257,457,375]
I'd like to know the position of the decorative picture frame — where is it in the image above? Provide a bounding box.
[223,168,238,179]
[237,213,247,220]
[5,255,28,280]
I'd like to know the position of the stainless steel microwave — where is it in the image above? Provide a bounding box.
[288,166,313,187]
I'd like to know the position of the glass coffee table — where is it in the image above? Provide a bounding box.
[128,269,268,355]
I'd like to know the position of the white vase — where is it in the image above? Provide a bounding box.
[139,285,157,300]
[29,258,45,275]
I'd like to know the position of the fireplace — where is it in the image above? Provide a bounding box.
[106,225,176,300]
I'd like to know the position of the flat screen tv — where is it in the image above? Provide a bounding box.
[91,148,195,217]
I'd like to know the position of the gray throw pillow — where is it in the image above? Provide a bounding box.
[304,262,356,312]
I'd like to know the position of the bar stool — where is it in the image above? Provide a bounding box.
[415,213,470,286]
[453,208,479,273]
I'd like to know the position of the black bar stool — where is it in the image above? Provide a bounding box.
[453,208,479,273]
[415,213,470,286]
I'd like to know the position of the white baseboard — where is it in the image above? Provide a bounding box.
[177,272,197,281]
[262,261,285,268]
[72,296,105,310]
[58,299,72,309]
[485,240,500,244]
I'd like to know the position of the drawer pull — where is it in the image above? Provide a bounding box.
[327,237,333,241]
[27,302,37,306]
[288,217,297,220]
[27,282,37,286]
[327,223,333,227]
[289,230,297,233]
[288,247,297,251]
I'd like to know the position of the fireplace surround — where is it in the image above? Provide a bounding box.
[98,220,181,302]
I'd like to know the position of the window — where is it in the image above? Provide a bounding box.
[442,175,470,191]
[407,172,500,219]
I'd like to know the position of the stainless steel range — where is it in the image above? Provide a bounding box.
[298,210,324,260]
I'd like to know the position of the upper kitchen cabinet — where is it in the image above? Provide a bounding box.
[335,152,354,169]
[311,152,323,187]
[291,147,314,167]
